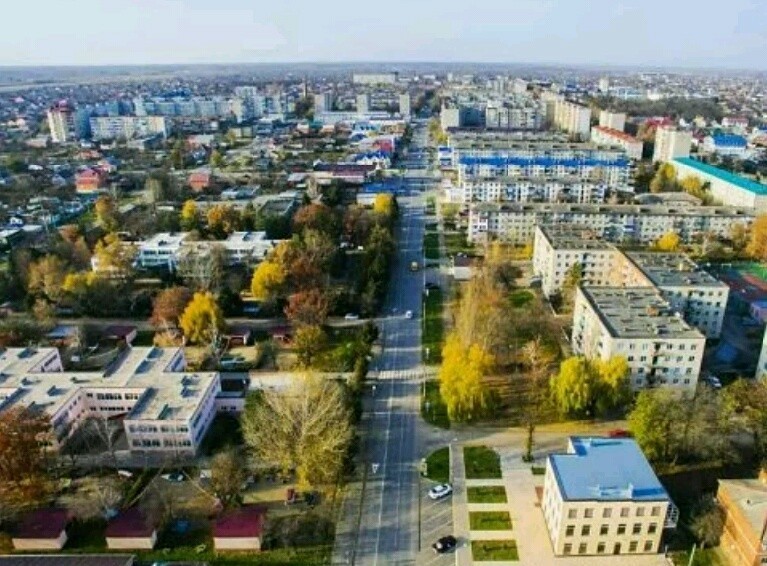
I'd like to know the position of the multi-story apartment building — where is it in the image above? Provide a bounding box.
[484,101,544,131]
[598,110,627,132]
[352,72,398,85]
[572,286,705,391]
[314,92,333,113]
[653,126,692,162]
[47,101,75,143]
[468,202,754,246]
[454,179,608,205]
[717,474,767,566]
[590,126,643,160]
[89,116,168,141]
[356,93,371,113]
[0,346,221,455]
[673,158,767,212]
[542,437,675,557]
[552,99,591,138]
[399,93,411,117]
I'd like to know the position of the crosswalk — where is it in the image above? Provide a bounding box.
[375,368,437,381]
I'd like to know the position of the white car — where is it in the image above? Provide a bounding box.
[344,313,360,321]
[428,483,453,500]
[405,310,413,319]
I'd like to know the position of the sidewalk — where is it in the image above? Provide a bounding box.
[451,443,472,566]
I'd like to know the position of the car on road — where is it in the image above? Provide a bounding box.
[161,472,185,483]
[702,375,723,389]
[344,313,360,321]
[405,310,413,319]
[428,483,453,500]
[432,535,457,554]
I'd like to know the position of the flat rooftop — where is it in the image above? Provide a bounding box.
[580,287,704,339]
[141,232,189,248]
[550,437,670,502]
[674,157,767,196]
[718,479,767,537]
[625,252,728,289]
[539,225,614,251]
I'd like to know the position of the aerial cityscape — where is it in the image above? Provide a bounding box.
[2,2,767,566]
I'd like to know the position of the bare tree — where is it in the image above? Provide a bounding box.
[63,477,122,520]
[520,338,556,462]
[177,244,226,293]
[87,416,123,469]
[210,448,248,508]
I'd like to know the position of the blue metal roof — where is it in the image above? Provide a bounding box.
[549,437,669,502]
[459,156,630,168]
[674,157,767,196]
[711,134,747,147]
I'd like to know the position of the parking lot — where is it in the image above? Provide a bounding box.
[417,477,455,566]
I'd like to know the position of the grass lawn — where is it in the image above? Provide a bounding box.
[467,486,507,504]
[509,289,535,308]
[422,289,444,365]
[424,232,440,260]
[425,447,450,484]
[471,540,519,561]
[670,547,727,566]
[469,511,513,531]
[422,380,450,429]
[464,446,502,479]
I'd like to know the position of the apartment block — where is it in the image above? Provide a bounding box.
[572,287,705,391]
[314,92,333,113]
[590,126,643,160]
[352,72,398,85]
[552,99,591,138]
[47,101,75,143]
[454,179,608,204]
[542,437,675,557]
[468,202,754,246]
[717,474,767,566]
[398,93,411,117]
[0,346,220,455]
[598,110,627,132]
[653,127,692,162]
[356,93,371,113]
[89,116,168,141]
[673,157,767,212]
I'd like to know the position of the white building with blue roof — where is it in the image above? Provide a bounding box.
[542,437,678,557]
[673,157,767,211]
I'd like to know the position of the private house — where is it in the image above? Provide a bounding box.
[75,168,107,194]
[213,505,266,551]
[188,169,212,192]
[12,508,70,550]
[105,508,157,550]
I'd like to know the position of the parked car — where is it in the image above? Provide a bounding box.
[405,310,413,319]
[344,313,360,321]
[607,429,632,438]
[432,535,457,554]
[428,483,453,500]
[161,472,185,483]
[702,375,723,390]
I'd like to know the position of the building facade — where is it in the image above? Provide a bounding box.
[542,437,674,557]
[90,116,168,141]
[672,157,767,211]
[598,111,627,132]
[590,126,643,160]
[653,127,692,162]
[717,475,767,566]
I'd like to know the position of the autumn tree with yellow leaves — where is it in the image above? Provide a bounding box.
[179,291,225,344]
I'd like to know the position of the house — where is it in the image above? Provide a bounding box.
[103,325,138,346]
[451,254,474,281]
[213,505,266,551]
[717,471,767,566]
[105,508,157,550]
[75,168,107,194]
[188,169,212,192]
[12,508,70,550]
[225,325,252,347]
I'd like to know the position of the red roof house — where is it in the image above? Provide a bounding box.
[213,505,266,551]
[188,169,212,192]
[105,507,157,550]
[12,508,70,550]
[75,167,108,194]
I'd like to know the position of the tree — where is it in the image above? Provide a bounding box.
[93,233,136,278]
[729,223,750,254]
[250,259,286,302]
[210,149,224,170]
[439,333,494,422]
[150,286,193,328]
[94,195,119,232]
[372,194,396,220]
[747,215,767,260]
[343,206,372,246]
[293,203,340,237]
[28,255,69,304]
[210,448,248,508]
[550,356,630,417]
[241,376,352,490]
[284,289,330,327]
[62,477,122,521]
[180,199,200,232]
[628,389,687,464]
[655,231,681,252]
[169,139,186,170]
[177,245,226,293]
[206,204,241,238]
[723,378,767,462]
[0,407,53,517]
[520,338,556,461]
[650,162,678,193]
[690,497,724,548]
[293,325,328,368]
[179,291,225,345]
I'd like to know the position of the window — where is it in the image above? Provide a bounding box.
[617,524,626,535]
[600,524,609,536]
[632,523,642,535]
[565,525,574,537]
[603,508,612,518]
[597,542,606,554]
[563,544,572,555]
[629,541,638,552]
[620,507,629,518]
[644,541,654,552]
[568,509,577,519]
[585,508,594,519]
[648,523,657,534]
[581,525,591,536]
[578,543,587,555]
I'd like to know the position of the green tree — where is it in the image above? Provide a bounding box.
[723,378,767,462]
[690,497,725,548]
[210,149,224,170]
[94,195,119,232]
[294,325,328,368]
[170,140,186,170]
[28,255,69,304]
[549,356,630,417]
[210,448,248,509]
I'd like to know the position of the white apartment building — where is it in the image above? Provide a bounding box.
[598,110,627,132]
[542,437,674,557]
[0,346,220,455]
[572,286,705,391]
[672,157,767,212]
[456,179,608,205]
[590,126,643,160]
[356,93,371,113]
[532,226,729,338]
[468,202,754,246]
[399,93,411,117]
[47,103,75,143]
[89,116,168,141]
[553,99,591,138]
[653,127,692,162]
[352,72,398,85]
[314,92,333,113]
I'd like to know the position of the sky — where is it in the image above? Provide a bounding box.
[2,0,767,68]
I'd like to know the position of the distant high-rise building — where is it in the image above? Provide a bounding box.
[314,92,333,113]
[598,77,610,93]
[553,99,591,138]
[653,127,692,162]
[399,93,411,117]
[352,72,398,85]
[47,101,75,143]
[598,110,627,132]
[513,78,528,94]
[356,93,371,113]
